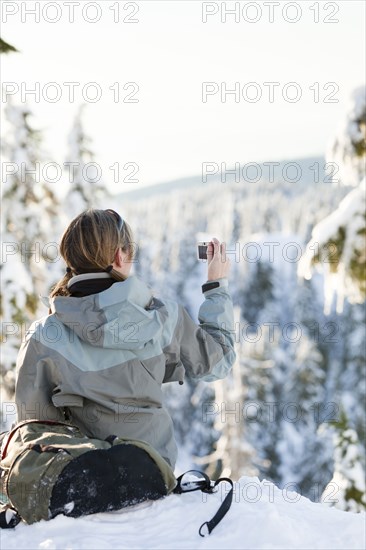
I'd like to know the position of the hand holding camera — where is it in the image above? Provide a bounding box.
[197,238,231,281]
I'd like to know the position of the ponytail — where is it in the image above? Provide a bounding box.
[49,271,74,299]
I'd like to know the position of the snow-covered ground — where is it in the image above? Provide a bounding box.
[2,476,365,550]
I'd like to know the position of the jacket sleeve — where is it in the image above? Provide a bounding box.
[162,278,236,383]
[15,335,65,423]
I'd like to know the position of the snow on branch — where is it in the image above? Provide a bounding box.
[298,179,365,312]
[326,85,366,186]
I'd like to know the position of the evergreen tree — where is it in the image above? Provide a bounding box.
[338,301,366,444]
[299,86,366,308]
[64,105,109,218]
[0,37,18,54]
[1,101,60,429]
[1,101,59,368]
[322,409,366,512]
[276,324,331,498]
[326,85,366,186]
[239,256,284,483]
[239,260,274,325]
[163,377,219,474]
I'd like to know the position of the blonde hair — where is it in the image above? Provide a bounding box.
[50,208,134,298]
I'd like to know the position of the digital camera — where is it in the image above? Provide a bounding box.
[197,241,210,260]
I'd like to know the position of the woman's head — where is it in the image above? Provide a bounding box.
[50,208,134,298]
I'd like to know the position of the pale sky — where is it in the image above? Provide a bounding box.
[1,0,365,193]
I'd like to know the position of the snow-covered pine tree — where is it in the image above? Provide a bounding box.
[238,245,337,500]
[338,300,366,458]
[327,85,366,187]
[295,86,366,509]
[299,85,366,311]
[322,408,366,512]
[2,101,60,291]
[276,277,334,500]
[238,259,274,325]
[64,105,109,218]
[1,100,60,424]
[207,306,255,481]
[238,257,285,482]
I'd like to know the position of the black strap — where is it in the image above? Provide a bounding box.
[198,477,234,537]
[173,470,234,536]
[202,281,220,294]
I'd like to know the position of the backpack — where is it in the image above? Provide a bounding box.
[0,420,233,536]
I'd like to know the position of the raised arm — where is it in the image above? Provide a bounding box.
[162,238,236,383]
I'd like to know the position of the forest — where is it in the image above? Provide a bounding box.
[1,85,365,516]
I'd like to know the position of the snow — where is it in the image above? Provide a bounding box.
[328,426,366,513]
[2,88,365,534]
[2,476,365,550]
[302,182,365,248]
[299,84,365,311]
[326,85,366,186]
[298,179,365,312]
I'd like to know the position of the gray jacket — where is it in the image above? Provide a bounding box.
[15,274,236,468]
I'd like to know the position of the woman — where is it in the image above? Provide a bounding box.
[15,209,236,469]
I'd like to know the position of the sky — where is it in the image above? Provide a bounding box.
[1,0,365,193]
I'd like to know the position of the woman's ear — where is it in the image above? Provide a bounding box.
[113,248,123,267]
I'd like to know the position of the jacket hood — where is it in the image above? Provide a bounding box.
[46,274,163,350]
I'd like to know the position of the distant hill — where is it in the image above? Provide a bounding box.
[115,156,326,202]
